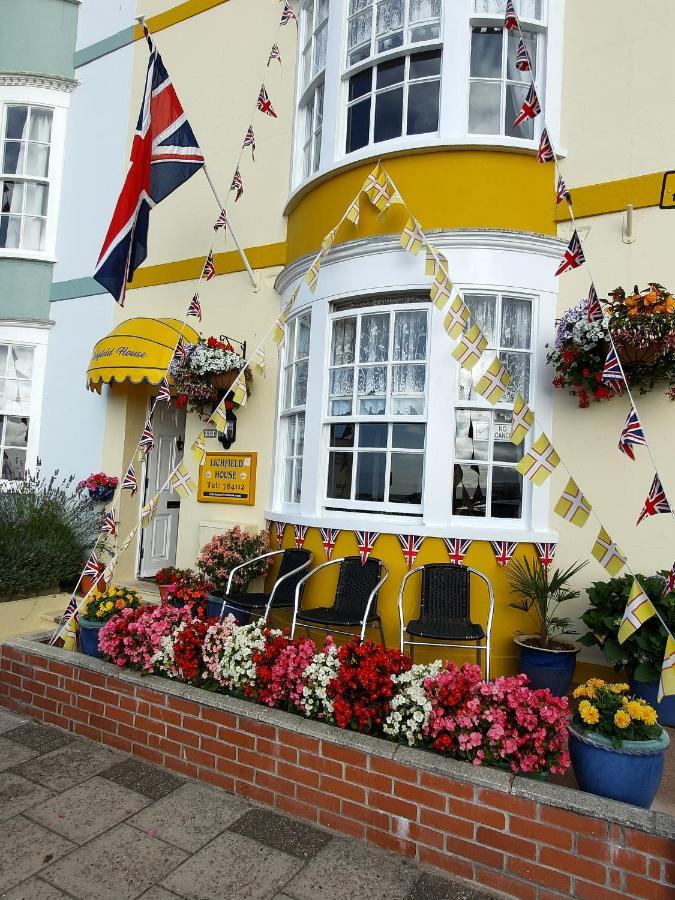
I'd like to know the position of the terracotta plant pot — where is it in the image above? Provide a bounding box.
[208,370,238,393]
[158,584,176,603]
[80,574,107,596]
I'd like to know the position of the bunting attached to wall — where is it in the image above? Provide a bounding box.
[202,251,216,281]
[267,42,282,67]
[534,542,557,568]
[443,297,470,339]
[398,534,424,570]
[504,0,518,29]
[231,167,244,202]
[274,521,286,545]
[618,579,656,643]
[515,37,531,71]
[191,432,207,465]
[602,345,625,393]
[187,293,202,320]
[173,337,187,366]
[556,175,570,205]
[231,374,248,407]
[271,313,287,345]
[256,84,277,118]
[443,538,472,566]
[213,209,227,231]
[536,129,555,163]
[662,564,675,598]
[451,324,488,370]
[320,527,339,560]
[243,126,256,161]
[636,475,672,526]
[156,377,171,404]
[355,531,379,565]
[554,477,592,527]
[101,511,117,536]
[475,358,511,404]
[659,637,675,701]
[293,524,308,549]
[591,527,626,576]
[253,346,266,376]
[516,433,560,485]
[430,270,453,311]
[400,217,423,254]
[554,230,585,276]
[510,393,534,446]
[139,420,154,455]
[168,462,196,497]
[304,254,323,293]
[491,541,518,567]
[513,84,540,128]
[280,0,297,26]
[140,494,160,528]
[82,551,104,580]
[122,464,137,496]
[345,197,360,226]
[586,283,603,322]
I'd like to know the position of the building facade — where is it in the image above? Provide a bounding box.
[46,0,675,676]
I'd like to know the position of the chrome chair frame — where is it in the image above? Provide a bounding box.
[221,549,312,622]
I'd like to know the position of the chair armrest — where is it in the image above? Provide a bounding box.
[292,557,344,613]
[267,552,313,605]
[225,550,284,595]
[397,565,425,633]
[362,561,390,623]
[465,566,496,636]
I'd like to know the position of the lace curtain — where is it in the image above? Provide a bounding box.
[474,0,542,19]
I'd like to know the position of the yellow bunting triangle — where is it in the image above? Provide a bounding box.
[304,253,322,293]
[365,173,393,212]
[451,323,488,370]
[210,400,227,431]
[443,296,469,339]
[231,375,248,407]
[516,432,560,485]
[618,579,657,643]
[430,272,453,310]
[361,163,382,196]
[168,461,196,498]
[554,477,592,527]
[400,217,423,255]
[321,228,337,253]
[658,636,675,701]
[345,197,360,225]
[591,526,626,576]
[511,393,534,446]
[253,346,266,376]
[140,494,160,528]
[425,249,446,278]
[191,432,207,465]
[272,312,287,345]
[475,357,511,405]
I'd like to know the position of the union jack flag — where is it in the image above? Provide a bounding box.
[536,128,554,163]
[139,419,154,454]
[257,84,277,119]
[280,0,297,26]
[618,406,647,460]
[504,0,518,29]
[637,474,672,526]
[243,126,256,161]
[320,527,339,560]
[156,377,171,404]
[173,337,187,365]
[602,345,624,392]
[202,251,216,281]
[82,551,104,579]
[662,562,675,598]
[122,463,137,496]
[274,521,286,545]
[586,283,603,322]
[513,83,540,128]
[267,43,282,66]
[555,230,585,276]
[93,28,204,305]
[294,524,308,549]
[443,538,472,566]
[535,542,557,568]
[355,530,379,565]
[398,534,424,570]
[491,541,518,567]
[213,209,227,231]
[515,37,531,71]
[231,167,244,202]
[187,293,201,320]
[101,511,117,536]
[556,175,570,205]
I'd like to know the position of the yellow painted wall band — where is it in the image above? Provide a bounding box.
[555,171,665,222]
[132,0,231,41]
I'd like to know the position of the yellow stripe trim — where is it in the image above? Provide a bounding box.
[556,171,664,222]
[127,241,287,290]
[132,0,231,41]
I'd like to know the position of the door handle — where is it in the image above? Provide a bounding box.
[166,500,180,509]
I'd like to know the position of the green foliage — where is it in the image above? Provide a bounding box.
[580,572,675,682]
[0,470,98,597]
[508,557,588,648]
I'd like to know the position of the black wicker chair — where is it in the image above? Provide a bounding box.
[290,556,389,644]
[221,549,312,622]
[397,563,494,679]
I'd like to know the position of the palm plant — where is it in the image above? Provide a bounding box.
[508,557,588,649]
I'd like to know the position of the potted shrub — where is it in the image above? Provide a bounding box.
[171,335,252,420]
[154,566,184,602]
[198,525,271,623]
[568,679,669,808]
[79,585,143,658]
[77,472,119,503]
[508,557,588,695]
[579,571,675,725]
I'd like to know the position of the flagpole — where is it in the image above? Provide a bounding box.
[202,164,258,290]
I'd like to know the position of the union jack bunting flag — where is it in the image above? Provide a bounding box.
[510,392,534,446]
[101,511,117,536]
[554,477,592,527]
[173,338,187,367]
[637,474,672,526]
[554,230,585,276]
[280,0,297,25]
[202,251,216,281]
[243,126,256,161]
[535,542,557,568]
[93,27,204,305]
[355,530,379,565]
[156,377,171,404]
[168,461,196,498]
[591,527,626,577]
[602,345,624,392]
[536,128,555,163]
[122,463,137,496]
[662,562,675,598]
[398,534,425,570]
[491,541,518,567]
[451,323,488,370]
[82,551,104,579]
[257,84,277,118]
[515,37,531,71]
[504,0,518,29]
[586,283,603,322]
[444,297,470,340]
[274,521,286,545]
[516,432,560,486]
[658,635,675,701]
[513,83,540,128]
[556,175,570,205]
[187,293,201,320]
[618,406,647,460]
[400,217,423,254]
[139,419,154,454]
[213,209,227,231]
[443,538,472,566]
[475,357,511,405]
[231,167,244,202]
[267,42,282,66]
[320,527,340,560]
[294,524,308,549]
[618,578,656,643]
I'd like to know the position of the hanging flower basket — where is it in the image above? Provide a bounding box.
[613,337,663,366]
[171,335,252,420]
[208,369,239,393]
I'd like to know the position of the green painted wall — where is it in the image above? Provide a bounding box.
[0,0,79,80]
[0,260,54,321]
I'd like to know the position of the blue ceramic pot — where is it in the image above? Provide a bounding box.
[514,635,579,696]
[568,724,669,809]
[206,593,250,626]
[79,618,105,658]
[630,677,675,727]
[89,486,115,503]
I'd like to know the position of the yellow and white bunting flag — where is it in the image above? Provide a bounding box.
[118,524,139,552]
[511,393,534,446]
[554,477,592,527]
[381,186,403,213]
[281,287,299,317]
[591,526,626,576]
[516,432,560,485]
[618,579,656,643]
[191,432,207,465]
[321,228,337,253]
[253,346,266,376]
[430,271,453,311]
[168,461,196,498]
[658,635,675,701]
[443,296,469,339]
[272,312,287,345]
[304,254,322,293]
[451,323,488,370]
[365,172,393,212]
[361,163,382,196]
[101,561,115,586]
[475,357,511,405]
[231,374,248,407]
[425,248,446,277]
[345,196,360,225]
[400,217,423,255]
[210,399,227,431]
[140,494,160,528]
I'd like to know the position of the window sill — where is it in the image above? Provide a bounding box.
[0,249,56,264]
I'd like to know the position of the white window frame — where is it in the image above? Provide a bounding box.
[472,0,546,26]
[295,0,329,182]
[280,311,312,504]
[345,0,443,71]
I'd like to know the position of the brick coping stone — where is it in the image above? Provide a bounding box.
[2,633,674,900]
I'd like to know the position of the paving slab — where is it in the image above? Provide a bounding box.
[137,888,185,900]
[0,876,75,899]
[2,722,74,755]
[100,757,184,800]
[128,781,250,853]
[407,872,496,900]
[229,808,332,860]
[283,836,420,900]
[0,735,38,772]
[41,823,188,900]
[0,709,27,735]
[11,739,121,792]
[0,815,75,893]
[25,775,151,844]
[162,830,303,900]
[0,771,53,822]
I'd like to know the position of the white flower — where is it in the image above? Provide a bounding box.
[383,661,441,746]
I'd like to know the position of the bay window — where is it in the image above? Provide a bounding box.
[0,343,34,480]
[280,312,311,503]
[347,0,442,67]
[473,0,543,22]
[297,0,328,178]
[1,105,52,251]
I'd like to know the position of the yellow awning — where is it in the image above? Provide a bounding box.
[86,317,200,391]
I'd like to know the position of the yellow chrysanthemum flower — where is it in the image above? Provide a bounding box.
[614,710,631,729]
[641,706,658,726]
[587,678,606,689]
[625,700,643,719]
[572,686,588,699]
[608,683,630,694]
[578,700,600,725]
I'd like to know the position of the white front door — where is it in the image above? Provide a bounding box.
[139,402,186,577]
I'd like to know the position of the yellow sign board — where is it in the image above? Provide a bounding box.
[198,452,257,505]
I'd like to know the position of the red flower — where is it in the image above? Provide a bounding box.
[175,394,187,409]
[593,385,611,401]
[582,368,590,377]
[577,390,590,408]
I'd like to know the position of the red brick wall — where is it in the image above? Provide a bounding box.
[1,642,672,900]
